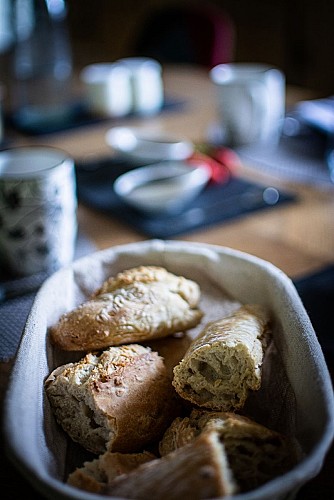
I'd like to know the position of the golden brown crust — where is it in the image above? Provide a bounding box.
[159,409,301,492]
[49,266,203,351]
[45,344,181,454]
[67,451,156,493]
[172,304,270,411]
[106,430,237,499]
[67,458,105,493]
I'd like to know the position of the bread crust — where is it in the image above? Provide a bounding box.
[67,451,156,493]
[49,266,203,351]
[172,304,270,411]
[45,344,180,454]
[159,409,301,492]
[106,430,237,499]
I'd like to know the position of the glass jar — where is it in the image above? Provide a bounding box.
[10,0,73,130]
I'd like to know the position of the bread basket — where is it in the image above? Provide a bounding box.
[4,239,334,500]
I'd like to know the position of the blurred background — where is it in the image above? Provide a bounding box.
[62,0,334,94]
[1,0,333,110]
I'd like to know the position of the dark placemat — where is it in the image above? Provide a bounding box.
[75,157,296,238]
[236,125,333,188]
[5,97,186,136]
[294,265,334,363]
[6,102,105,136]
[0,231,96,362]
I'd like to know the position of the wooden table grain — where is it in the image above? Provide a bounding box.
[1,64,333,499]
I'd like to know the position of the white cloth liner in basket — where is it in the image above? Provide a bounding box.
[4,240,334,500]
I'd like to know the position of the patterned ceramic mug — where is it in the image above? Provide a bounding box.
[0,146,77,276]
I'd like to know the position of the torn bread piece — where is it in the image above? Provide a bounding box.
[106,430,237,499]
[50,265,203,351]
[45,344,180,454]
[173,304,270,411]
[67,451,156,493]
[159,409,301,492]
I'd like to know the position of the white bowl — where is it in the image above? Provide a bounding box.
[105,126,194,162]
[113,161,210,215]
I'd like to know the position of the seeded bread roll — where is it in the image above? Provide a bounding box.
[45,344,180,454]
[50,266,203,351]
[106,430,237,499]
[172,304,270,411]
[159,409,301,492]
[67,451,156,493]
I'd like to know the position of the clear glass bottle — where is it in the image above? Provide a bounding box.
[10,0,73,129]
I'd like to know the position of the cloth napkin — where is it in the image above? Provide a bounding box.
[3,240,333,500]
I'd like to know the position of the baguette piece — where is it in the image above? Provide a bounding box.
[106,430,237,499]
[173,304,270,411]
[67,451,156,493]
[50,266,203,351]
[45,344,180,454]
[159,409,300,492]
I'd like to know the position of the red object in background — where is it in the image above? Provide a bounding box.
[188,146,241,184]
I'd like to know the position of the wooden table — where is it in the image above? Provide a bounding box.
[1,64,333,498]
[6,65,334,279]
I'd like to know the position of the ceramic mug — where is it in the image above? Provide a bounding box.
[210,63,285,147]
[0,146,77,276]
[117,57,164,115]
[80,63,133,117]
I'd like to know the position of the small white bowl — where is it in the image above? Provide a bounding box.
[106,127,194,163]
[113,161,210,215]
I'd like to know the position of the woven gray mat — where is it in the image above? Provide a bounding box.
[0,231,96,362]
[236,134,333,188]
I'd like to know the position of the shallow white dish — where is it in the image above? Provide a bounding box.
[113,161,210,215]
[4,240,334,500]
[105,126,194,162]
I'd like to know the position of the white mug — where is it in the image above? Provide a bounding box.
[210,63,285,147]
[117,57,164,115]
[80,63,133,118]
[0,146,77,276]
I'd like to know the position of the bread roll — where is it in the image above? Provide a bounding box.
[159,409,300,492]
[67,451,156,493]
[45,344,180,454]
[50,266,203,351]
[173,304,270,411]
[106,430,237,499]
